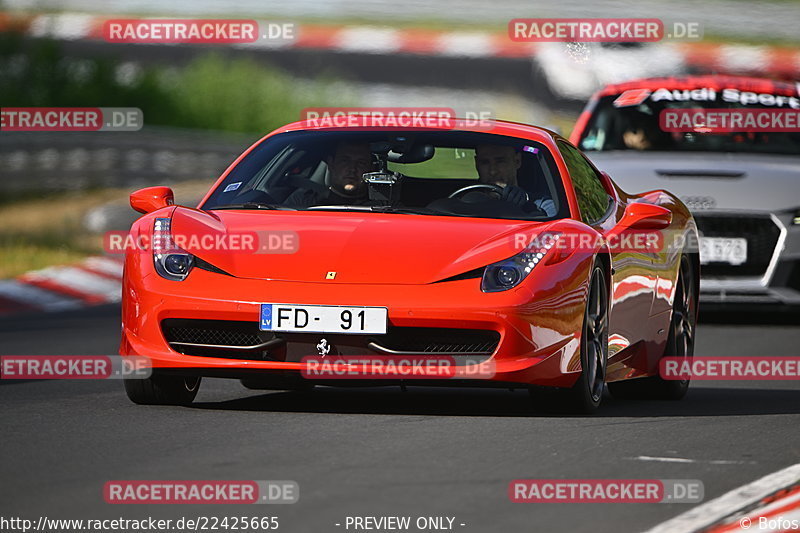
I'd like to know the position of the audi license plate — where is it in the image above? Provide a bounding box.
[259,304,387,334]
[699,237,748,265]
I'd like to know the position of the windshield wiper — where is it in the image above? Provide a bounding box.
[305,205,373,211]
[212,203,296,211]
[305,205,440,215]
[369,206,438,215]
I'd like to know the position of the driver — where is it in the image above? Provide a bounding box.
[473,145,556,216]
[620,111,672,151]
[285,142,374,208]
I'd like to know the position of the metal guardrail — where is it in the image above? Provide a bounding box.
[0,127,258,193]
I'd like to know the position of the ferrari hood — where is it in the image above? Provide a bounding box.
[171,208,551,284]
[585,151,800,213]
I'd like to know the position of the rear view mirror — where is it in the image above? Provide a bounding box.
[388,143,435,163]
[130,186,175,214]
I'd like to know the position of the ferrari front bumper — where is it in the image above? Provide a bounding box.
[121,267,586,388]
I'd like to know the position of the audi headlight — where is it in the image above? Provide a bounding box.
[153,218,194,281]
[481,233,560,292]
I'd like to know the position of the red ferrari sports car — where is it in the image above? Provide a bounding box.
[120,118,699,412]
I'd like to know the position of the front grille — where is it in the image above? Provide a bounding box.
[161,320,500,360]
[695,214,781,277]
[162,319,277,360]
[372,327,500,355]
[165,322,261,346]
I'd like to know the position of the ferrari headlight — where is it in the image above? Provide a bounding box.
[793,209,800,226]
[495,266,521,286]
[481,233,560,292]
[153,218,194,281]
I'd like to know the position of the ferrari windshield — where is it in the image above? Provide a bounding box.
[578,90,800,155]
[201,130,569,221]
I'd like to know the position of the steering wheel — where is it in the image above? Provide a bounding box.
[448,183,505,200]
[448,183,531,204]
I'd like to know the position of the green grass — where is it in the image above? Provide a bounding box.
[0,34,353,135]
[167,55,350,133]
[0,182,212,278]
[0,210,103,279]
[0,243,92,279]
[0,35,356,277]
[0,188,121,277]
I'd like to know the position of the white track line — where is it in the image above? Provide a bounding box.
[636,456,696,463]
[633,456,755,465]
[642,463,800,533]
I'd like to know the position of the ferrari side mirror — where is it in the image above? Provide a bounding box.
[623,202,672,230]
[130,186,175,214]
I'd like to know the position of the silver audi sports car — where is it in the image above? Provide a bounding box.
[571,75,800,306]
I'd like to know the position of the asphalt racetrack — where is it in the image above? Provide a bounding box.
[1,305,798,532]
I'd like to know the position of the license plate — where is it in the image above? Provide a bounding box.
[259,304,388,334]
[699,237,748,265]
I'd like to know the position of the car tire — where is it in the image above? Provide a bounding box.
[124,372,201,406]
[555,264,609,414]
[608,254,697,401]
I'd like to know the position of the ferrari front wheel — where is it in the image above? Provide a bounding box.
[124,372,201,405]
[565,264,609,413]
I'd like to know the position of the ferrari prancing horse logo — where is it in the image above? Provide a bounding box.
[326,271,336,279]
[317,339,331,356]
